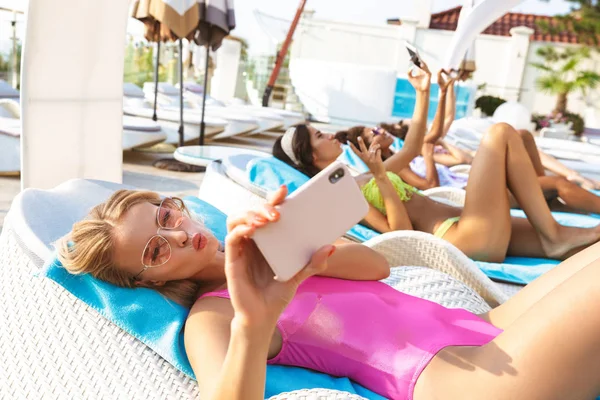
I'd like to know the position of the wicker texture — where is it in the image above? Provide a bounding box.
[382,266,491,314]
[422,187,467,207]
[365,231,510,307]
[449,164,472,175]
[0,224,200,399]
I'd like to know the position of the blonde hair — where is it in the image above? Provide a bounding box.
[57,189,201,308]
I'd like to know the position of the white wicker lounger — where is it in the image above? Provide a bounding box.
[0,179,507,398]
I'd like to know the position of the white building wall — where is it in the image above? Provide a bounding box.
[290,16,600,127]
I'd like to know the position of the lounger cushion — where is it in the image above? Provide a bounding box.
[122,116,161,132]
[123,83,145,98]
[183,82,204,94]
[40,194,382,399]
[0,79,19,98]
[509,209,600,227]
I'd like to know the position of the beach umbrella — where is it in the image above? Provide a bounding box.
[194,0,236,146]
[130,0,200,149]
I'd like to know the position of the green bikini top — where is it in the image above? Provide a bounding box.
[361,172,421,215]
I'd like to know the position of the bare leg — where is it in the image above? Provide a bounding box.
[539,175,600,214]
[444,123,600,262]
[516,129,545,177]
[485,239,600,329]
[416,257,600,400]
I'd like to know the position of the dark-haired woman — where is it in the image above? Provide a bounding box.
[273,119,600,262]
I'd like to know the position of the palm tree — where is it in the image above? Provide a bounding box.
[531,45,600,114]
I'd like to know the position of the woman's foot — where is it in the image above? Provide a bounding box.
[540,225,600,260]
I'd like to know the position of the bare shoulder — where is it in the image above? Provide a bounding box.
[185,296,234,335]
[184,296,234,397]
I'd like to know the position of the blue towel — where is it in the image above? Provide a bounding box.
[246,156,378,243]
[509,209,600,228]
[40,196,382,399]
[476,257,560,285]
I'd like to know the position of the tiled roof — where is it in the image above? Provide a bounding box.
[428,6,581,44]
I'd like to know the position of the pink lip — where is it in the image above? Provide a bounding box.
[192,233,207,250]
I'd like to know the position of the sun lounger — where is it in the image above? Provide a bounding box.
[142,82,263,138]
[122,116,168,150]
[0,178,500,398]
[183,82,306,131]
[447,117,600,175]
[124,83,227,143]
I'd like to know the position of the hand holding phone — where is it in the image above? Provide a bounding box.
[224,186,333,328]
[405,42,423,70]
[253,162,369,282]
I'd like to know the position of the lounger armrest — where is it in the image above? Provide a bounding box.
[422,187,467,207]
[364,230,508,307]
[449,164,472,175]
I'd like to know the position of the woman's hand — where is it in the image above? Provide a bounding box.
[349,136,386,178]
[437,69,454,93]
[422,142,435,156]
[224,186,334,330]
[407,60,432,93]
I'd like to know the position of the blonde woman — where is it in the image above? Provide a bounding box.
[60,186,600,399]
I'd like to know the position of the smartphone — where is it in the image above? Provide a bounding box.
[253,161,369,282]
[405,42,423,69]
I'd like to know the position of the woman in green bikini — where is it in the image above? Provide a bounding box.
[272,66,600,263]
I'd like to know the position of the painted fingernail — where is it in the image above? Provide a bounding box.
[328,246,336,257]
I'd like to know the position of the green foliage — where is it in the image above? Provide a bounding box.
[532,111,585,135]
[123,40,167,88]
[531,45,600,113]
[565,111,585,135]
[537,0,600,47]
[0,40,22,88]
[475,95,506,116]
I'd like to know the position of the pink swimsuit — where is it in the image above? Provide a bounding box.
[201,276,502,399]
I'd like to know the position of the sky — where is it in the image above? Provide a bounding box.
[231,0,575,55]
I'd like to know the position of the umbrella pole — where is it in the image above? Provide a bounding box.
[178,38,184,147]
[199,32,212,147]
[152,39,161,122]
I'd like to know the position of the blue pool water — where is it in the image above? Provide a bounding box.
[391,78,475,121]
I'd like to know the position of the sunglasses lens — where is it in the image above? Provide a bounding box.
[143,236,170,267]
[158,198,184,229]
